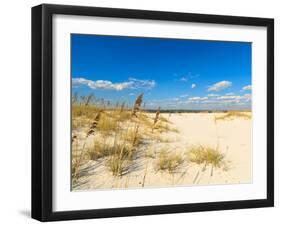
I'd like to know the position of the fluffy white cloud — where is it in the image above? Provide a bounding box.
[207,93,219,97]
[72,77,156,91]
[186,93,251,106]
[208,81,232,92]
[148,93,251,109]
[216,93,251,102]
[188,96,208,101]
[191,84,196,89]
[180,94,189,98]
[217,95,241,100]
[242,85,252,91]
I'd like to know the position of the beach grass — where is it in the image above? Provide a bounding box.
[156,149,184,173]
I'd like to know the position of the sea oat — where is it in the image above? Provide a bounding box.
[131,93,143,117]
[152,107,160,132]
[87,110,102,137]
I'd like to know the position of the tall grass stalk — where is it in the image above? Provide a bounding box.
[131,93,143,117]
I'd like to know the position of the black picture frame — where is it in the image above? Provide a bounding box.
[32,4,274,222]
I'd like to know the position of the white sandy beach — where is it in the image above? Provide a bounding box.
[72,112,252,191]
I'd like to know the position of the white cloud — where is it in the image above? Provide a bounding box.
[191,84,196,89]
[216,93,251,102]
[243,93,252,101]
[225,92,234,96]
[208,81,232,92]
[242,85,252,91]
[207,93,219,97]
[72,77,156,91]
[179,77,188,82]
[180,94,189,98]
[188,96,208,101]
[217,95,241,100]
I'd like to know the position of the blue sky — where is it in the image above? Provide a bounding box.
[72,34,252,110]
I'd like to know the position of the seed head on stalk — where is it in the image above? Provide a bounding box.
[152,107,160,132]
[87,110,102,137]
[131,93,143,117]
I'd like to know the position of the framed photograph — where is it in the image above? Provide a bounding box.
[32,4,274,221]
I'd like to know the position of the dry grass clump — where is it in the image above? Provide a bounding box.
[156,149,184,173]
[215,111,251,121]
[137,113,154,127]
[117,111,131,122]
[123,125,141,147]
[87,141,113,160]
[108,109,131,122]
[131,93,143,117]
[187,145,225,169]
[72,105,100,118]
[96,113,118,135]
[106,144,133,176]
[72,91,183,185]
[145,148,155,159]
[104,125,141,176]
[72,111,102,183]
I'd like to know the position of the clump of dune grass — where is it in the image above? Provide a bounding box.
[87,140,113,160]
[131,125,140,147]
[118,111,131,122]
[145,148,155,159]
[215,111,251,121]
[106,154,127,176]
[136,113,153,127]
[186,145,226,175]
[72,104,101,118]
[123,124,141,148]
[106,144,133,176]
[104,125,141,176]
[131,93,143,117]
[71,137,83,182]
[97,113,118,135]
[72,111,102,182]
[156,149,184,173]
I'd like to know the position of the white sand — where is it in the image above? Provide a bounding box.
[73,112,252,191]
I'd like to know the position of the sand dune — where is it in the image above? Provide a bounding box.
[72,112,252,191]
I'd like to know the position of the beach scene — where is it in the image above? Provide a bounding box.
[71,34,252,191]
